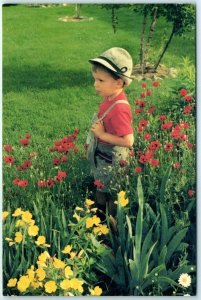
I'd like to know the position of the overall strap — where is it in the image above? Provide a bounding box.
[99,100,129,121]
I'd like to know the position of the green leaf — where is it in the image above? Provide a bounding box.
[134,176,144,264]
[140,241,157,281]
[157,275,181,290]
[142,264,166,289]
[158,245,167,266]
[129,259,138,285]
[166,228,188,263]
[160,203,168,249]
[160,164,172,203]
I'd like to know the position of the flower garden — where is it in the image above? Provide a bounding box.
[3,79,196,296]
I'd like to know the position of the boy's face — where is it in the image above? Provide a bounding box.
[92,68,123,99]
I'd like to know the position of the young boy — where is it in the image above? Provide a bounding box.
[88,47,134,219]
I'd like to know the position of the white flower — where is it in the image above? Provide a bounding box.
[178,273,191,288]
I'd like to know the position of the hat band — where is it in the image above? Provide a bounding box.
[99,56,129,76]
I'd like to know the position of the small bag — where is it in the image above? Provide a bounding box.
[86,100,129,164]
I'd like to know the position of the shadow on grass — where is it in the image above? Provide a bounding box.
[3,63,92,93]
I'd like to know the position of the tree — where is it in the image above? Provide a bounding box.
[103,4,195,74]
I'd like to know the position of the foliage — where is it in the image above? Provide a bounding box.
[95,176,196,296]
[2,4,196,296]
[3,199,111,296]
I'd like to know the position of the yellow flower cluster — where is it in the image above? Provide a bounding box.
[4,208,50,248]
[7,247,102,296]
[4,199,109,296]
[115,191,129,207]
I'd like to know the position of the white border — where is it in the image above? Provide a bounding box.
[1,1,199,299]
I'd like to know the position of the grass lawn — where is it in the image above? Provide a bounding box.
[3,4,195,148]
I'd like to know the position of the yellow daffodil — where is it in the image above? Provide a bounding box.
[35,236,46,246]
[53,257,66,269]
[60,279,71,290]
[44,280,57,294]
[14,232,23,243]
[91,286,103,296]
[73,212,81,222]
[2,211,9,220]
[86,217,94,228]
[85,199,95,206]
[75,206,84,211]
[69,251,76,259]
[15,219,26,227]
[93,226,100,235]
[17,275,30,293]
[36,268,46,281]
[5,237,13,242]
[99,224,109,235]
[27,267,35,282]
[12,208,23,217]
[117,191,129,207]
[70,278,84,293]
[28,225,39,236]
[86,215,101,228]
[64,266,73,278]
[92,215,101,226]
[62,245,72,254]
[21,211,33,223]
[37,253,49,267]
[78,249,84,258]
[7,278,17,287]
[31,281,42,289]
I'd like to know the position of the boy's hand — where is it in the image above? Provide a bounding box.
[91,121,105,138]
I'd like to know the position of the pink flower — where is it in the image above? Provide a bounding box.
[164,143,174,152]
[3,145,13,152]
[18,180,29,187]
[13,178,21,185]
[141,82,147,89]
[159,115,167,122]
[143,133,151,140]
[134,166,142,173]
[184,95,193,102]
[188,190,195,197]
[152,81,160,87]
[4,155,15,165]
[19,138,29,147]
[173,162,181,169]
[94,180,104,189]
[180,88,188,96]
[57,171,67,179]
[149,158,159,167]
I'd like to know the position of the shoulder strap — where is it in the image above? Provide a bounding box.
[99,100,129,121]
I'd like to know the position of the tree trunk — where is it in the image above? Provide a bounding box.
[143,7,158,71]
[75,4,81,18]
[154,25,175,71]
[140,7,148,75]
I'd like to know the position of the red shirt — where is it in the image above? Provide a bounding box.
[98,91,133,143]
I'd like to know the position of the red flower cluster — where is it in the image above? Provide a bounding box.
[17,160,32,171]
[179,89,194,115]
[94,180,104,189]
[3,145,13,152]
[38,170,67,188]
[4,155,15,165]
[49,129,79,153]
[52,156,68,166]
[13,178,29,187]
[19,133,31,147]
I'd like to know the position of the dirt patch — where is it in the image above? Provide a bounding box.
[58,16,93,22]
[132,64,178,81]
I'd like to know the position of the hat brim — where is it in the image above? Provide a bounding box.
[89,57,133,86]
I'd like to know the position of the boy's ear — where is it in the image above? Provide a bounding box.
[117,78,124,88]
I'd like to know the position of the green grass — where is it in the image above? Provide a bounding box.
[3,4,195,147]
